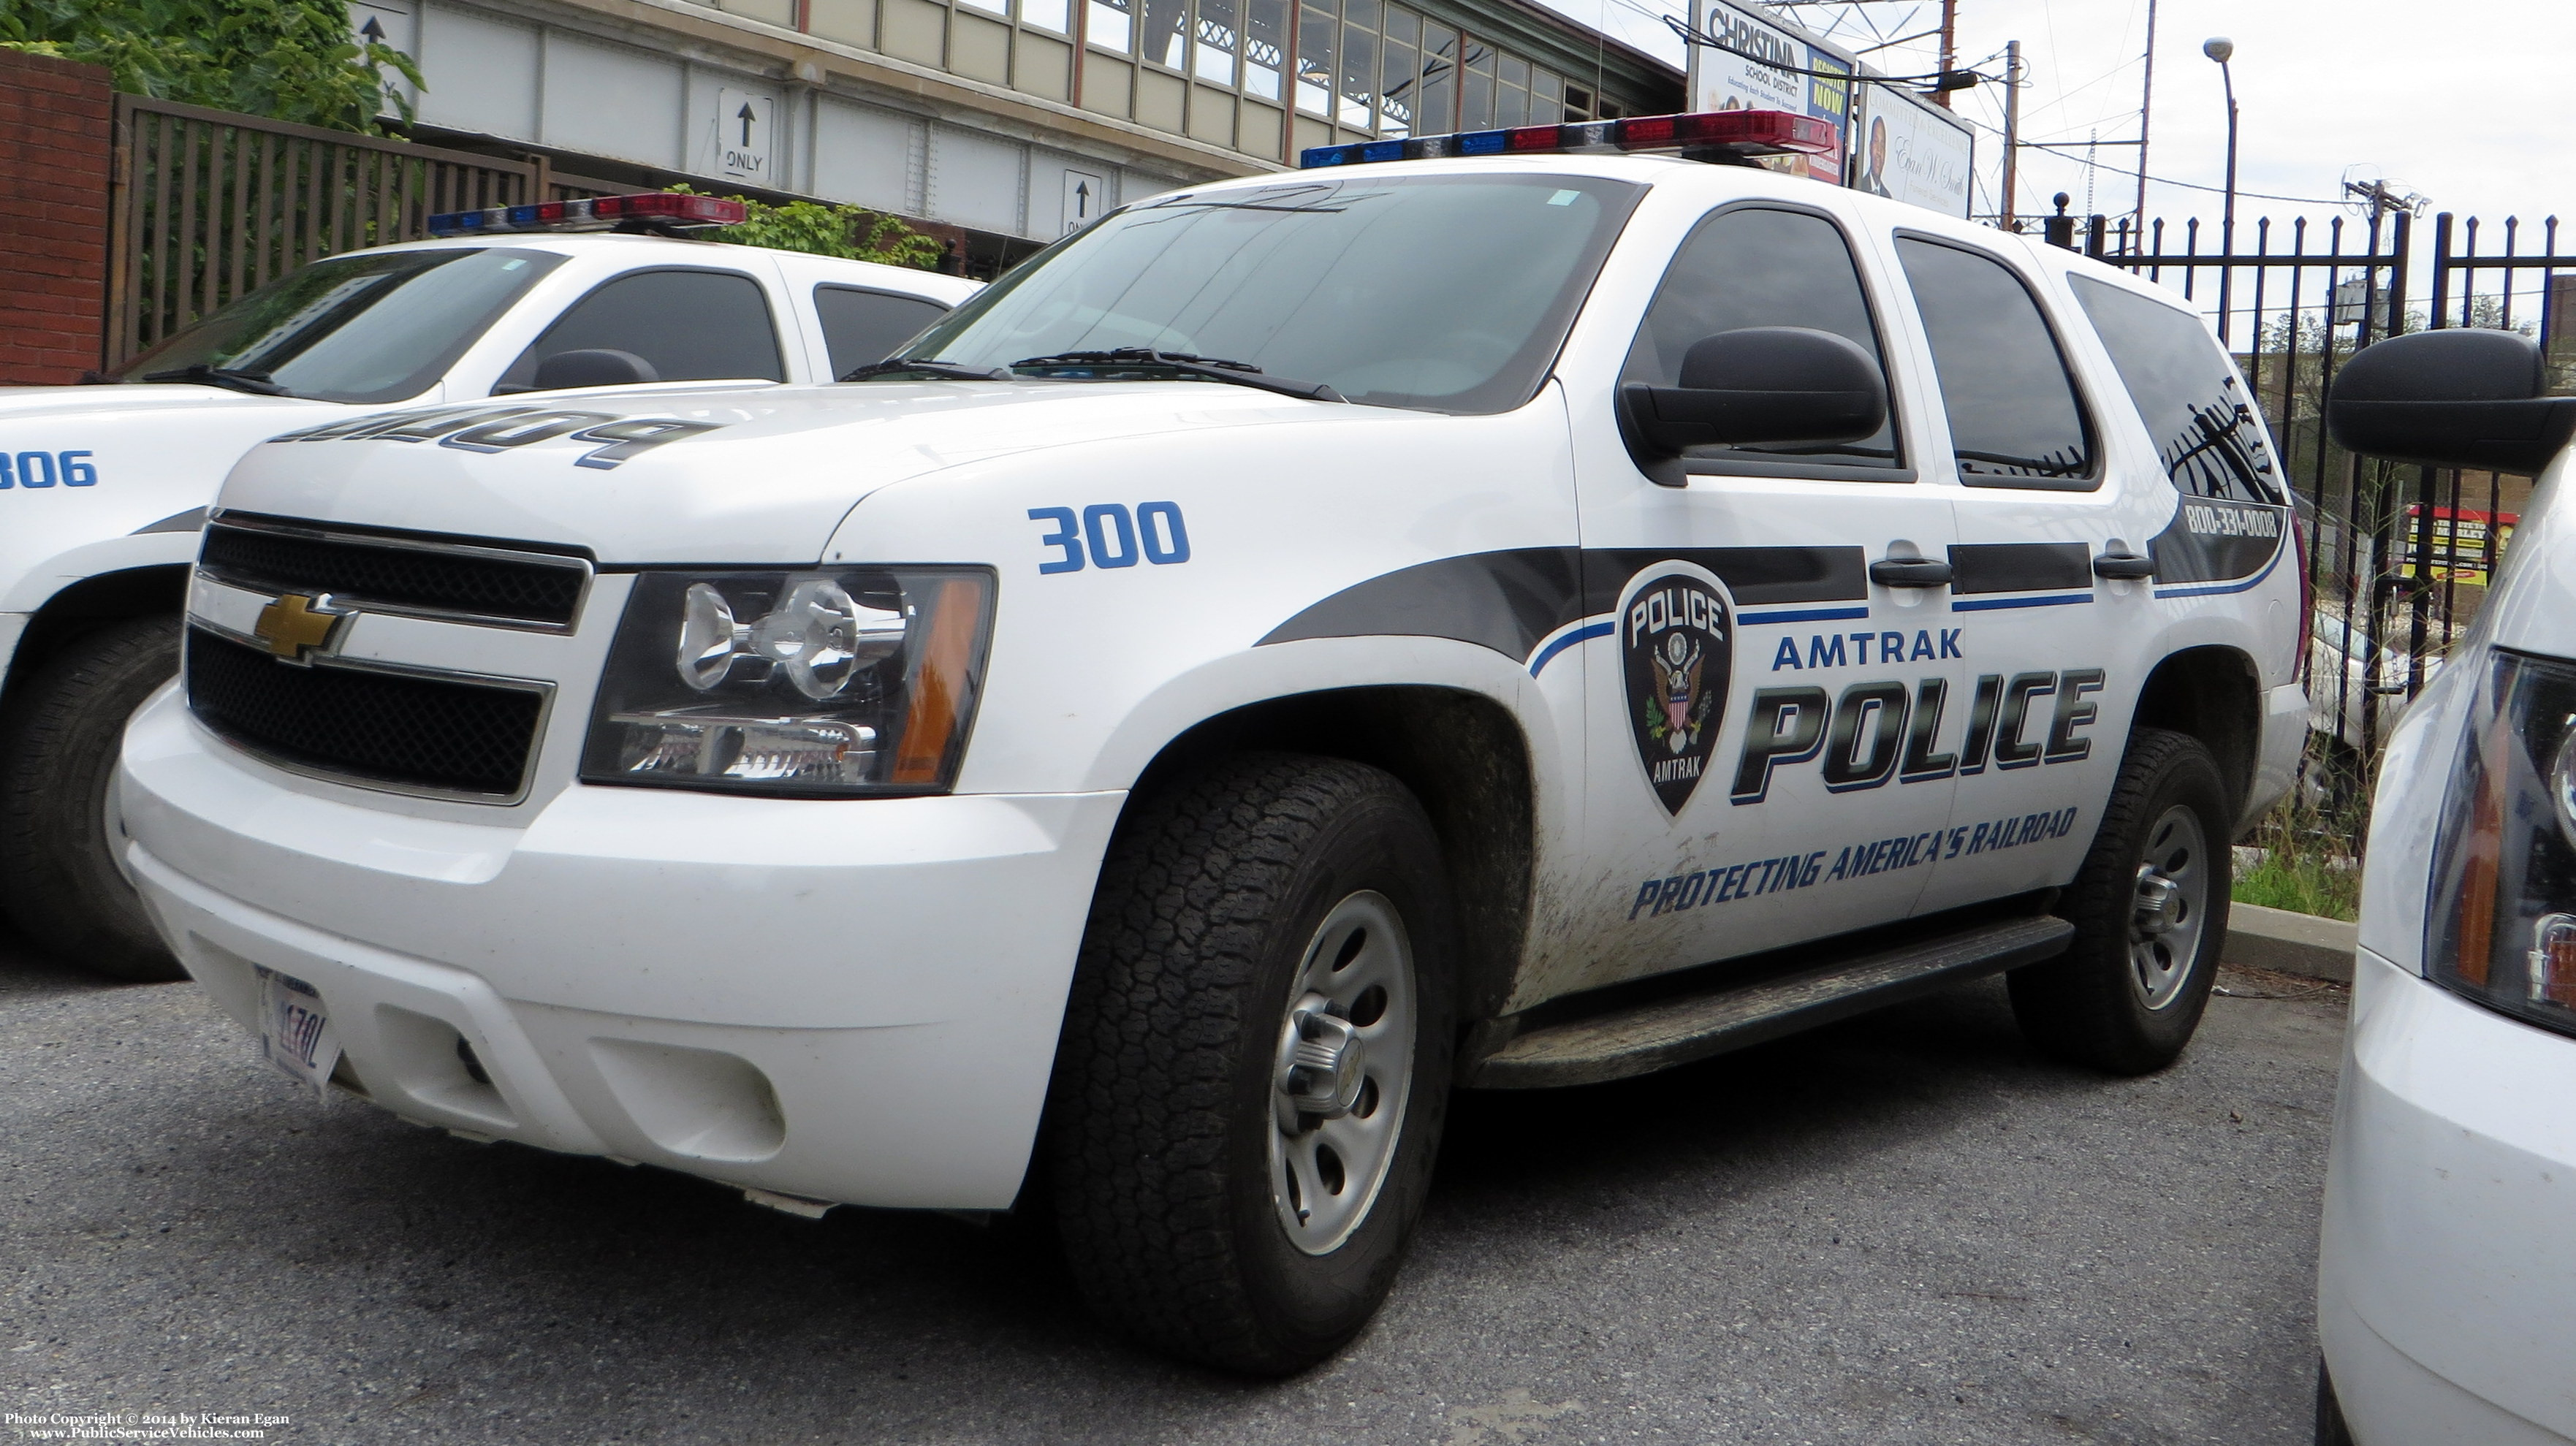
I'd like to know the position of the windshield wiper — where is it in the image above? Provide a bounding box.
[843,357,1014,382]
[138,363,290,397]
[1009,349,1345,403]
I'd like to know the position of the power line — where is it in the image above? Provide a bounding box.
[1660,14,1990,88]
[2007,136,2347,205]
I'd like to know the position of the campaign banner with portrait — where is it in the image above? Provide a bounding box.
[1849,83,1974,218]
[1687,0,1853,183]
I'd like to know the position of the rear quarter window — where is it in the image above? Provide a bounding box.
[2069,274,2282,503]
[814,286,951,378]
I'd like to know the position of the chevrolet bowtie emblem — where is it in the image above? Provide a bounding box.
[252,593,350,663]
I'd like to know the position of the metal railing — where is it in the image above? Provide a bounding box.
[105,96,617,366]
[2049,207,2568,835]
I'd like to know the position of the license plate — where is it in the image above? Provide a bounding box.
[257,967,341,1090]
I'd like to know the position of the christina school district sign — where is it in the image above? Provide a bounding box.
[1687,0,1974,219]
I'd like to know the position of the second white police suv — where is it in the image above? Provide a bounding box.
[0,191,974,981]
[118,110,2307,1375]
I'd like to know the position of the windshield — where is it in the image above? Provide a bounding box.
[118,248,564,403]
[894,172,1644,414]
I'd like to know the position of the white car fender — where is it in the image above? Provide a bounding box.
[0,530,209,615]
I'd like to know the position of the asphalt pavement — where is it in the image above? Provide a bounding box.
[2,921,2347,1445]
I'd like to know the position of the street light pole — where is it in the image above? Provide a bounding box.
[2205,36,2238,343]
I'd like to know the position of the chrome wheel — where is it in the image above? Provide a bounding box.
[2130,804,2210,1011]
[1269,889,1416,1255]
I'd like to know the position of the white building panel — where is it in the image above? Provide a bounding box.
[415,1,538,140]
[929,126,1025,235]
[1122,170,1188,205]
[542,34,687,170]
[811,100,917,216]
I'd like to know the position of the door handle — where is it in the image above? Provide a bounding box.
[2092,552,2157,580]
[1869,558,1953,588]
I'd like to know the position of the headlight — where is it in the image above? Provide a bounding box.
[581,567,994,796]
[2425,646,2576,1036]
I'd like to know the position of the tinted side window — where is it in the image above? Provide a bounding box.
[815,286,950,378]
[2069,275,2281,503]
[1625,207,1901,469]
[501,269,783,391]
[1896,238,2094,485]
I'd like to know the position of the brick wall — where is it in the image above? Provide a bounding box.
[0,49,114,386]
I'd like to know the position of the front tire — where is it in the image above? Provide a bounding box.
[1045,753,1455,1375]
[2009,727,2230,1074]
[0,615,184,981]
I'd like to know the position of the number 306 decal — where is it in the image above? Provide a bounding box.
[1027,502,1190,574]
[0,450,99,488]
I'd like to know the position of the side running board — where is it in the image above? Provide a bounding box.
[1464,914,2075,1089]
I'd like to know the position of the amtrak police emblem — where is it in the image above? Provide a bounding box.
[1619,563,1734,815]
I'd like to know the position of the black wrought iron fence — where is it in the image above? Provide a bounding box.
[2035,205,2568,838]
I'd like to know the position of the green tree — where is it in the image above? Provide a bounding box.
[667,186,945,270]
[1,0,421,133]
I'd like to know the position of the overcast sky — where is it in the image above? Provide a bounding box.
[1543,0,2575,239]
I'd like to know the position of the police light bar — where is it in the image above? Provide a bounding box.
[425,191,748,237]
[1298,108,1837,170]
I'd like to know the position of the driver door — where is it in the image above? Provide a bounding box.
[1565,201,1967,994]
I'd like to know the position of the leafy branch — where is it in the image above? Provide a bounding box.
[666,186,944,270]
[1,0,421,132]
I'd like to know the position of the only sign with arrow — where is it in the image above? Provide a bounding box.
[1061,169,1106,237]
[714,88,775,183]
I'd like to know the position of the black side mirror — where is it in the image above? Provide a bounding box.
[2326,329,2576,475]
[530,347,661,392]
[1619,327,1888,465]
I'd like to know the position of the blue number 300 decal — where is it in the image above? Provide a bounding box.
[1027,501,1190,574]
[0,450,99,489]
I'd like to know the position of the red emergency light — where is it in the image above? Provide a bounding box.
[1300,108,1838,169]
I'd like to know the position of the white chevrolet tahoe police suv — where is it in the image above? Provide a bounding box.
[0,195,973,979]
[115,113,2306,1374]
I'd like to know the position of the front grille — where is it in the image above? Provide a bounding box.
[186,628,544,799]
[200,522,587,628]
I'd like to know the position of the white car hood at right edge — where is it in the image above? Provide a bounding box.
[211,379,1388,563]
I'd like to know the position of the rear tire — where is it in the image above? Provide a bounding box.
[2009,727,2230,1074]
[0,615,184,981]
[1044,752,1455,1375]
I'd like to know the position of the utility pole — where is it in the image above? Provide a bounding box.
[2135,0,2157,233]
[2000,39,2021,229]
[1935,0,1958,110]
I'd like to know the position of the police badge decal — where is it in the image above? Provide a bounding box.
[1619,563,1735,815]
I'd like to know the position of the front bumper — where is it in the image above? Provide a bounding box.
[119,685,1126,1210]
[2319,946,2576,1444]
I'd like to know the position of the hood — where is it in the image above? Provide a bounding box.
[0,382,330,422]
[213,379,1386,563]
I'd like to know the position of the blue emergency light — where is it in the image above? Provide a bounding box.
[426,191,749,238]
[1299,107,1836,170]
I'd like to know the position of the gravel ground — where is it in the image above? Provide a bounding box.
[1,922,2345,1446]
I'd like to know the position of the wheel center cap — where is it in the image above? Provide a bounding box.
[2134,869,2182,936]
[1279,1002,1366,1119]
